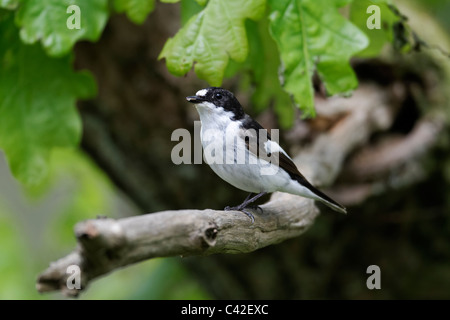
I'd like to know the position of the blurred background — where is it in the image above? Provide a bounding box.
[0,0,450,299]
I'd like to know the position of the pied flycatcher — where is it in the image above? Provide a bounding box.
[186,87,346,222]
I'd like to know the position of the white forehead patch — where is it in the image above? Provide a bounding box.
[196,89,208,97]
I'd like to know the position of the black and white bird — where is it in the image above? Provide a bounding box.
[186,87,346,222]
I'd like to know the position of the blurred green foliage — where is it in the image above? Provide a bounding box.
[0,149,210,299]
[414,0,450,32]
[114,0,155,25]
[350,0,398,57]
[0,11,96,185]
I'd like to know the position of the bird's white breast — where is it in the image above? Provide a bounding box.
[197,108,293,193]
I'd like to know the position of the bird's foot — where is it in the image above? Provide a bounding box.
[246,204,263,214]
[225,192,267,224]
[224,205,259,223]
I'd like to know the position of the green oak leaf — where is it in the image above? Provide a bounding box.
[194,0,207,6]
[0,13,96,185]
[15,0,108,57]
[114,0,155,24]
[268,0,369,117]
[180,0,204,26]
[223,19,294,127]
[245,19,294,128]
[159,0,265,86]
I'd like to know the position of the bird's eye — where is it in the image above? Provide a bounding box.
[215,93,223,100]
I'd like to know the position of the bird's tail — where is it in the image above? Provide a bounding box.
[299,179,347,214]
[310,185,347,214]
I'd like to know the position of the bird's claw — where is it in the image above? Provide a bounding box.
[241,209,255,224]
[247,205,263,214]
[224,205,259,223]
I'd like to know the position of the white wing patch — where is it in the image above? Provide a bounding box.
[264,140,291,159]
[196,89,208,97]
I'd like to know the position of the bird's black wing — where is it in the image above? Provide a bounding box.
[240,115,308,179]
[240,115,346,212]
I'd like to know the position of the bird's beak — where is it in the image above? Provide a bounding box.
[186,96,205,104]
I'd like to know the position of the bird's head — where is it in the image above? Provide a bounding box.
[186,87,244,120]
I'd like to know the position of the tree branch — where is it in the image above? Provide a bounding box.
[327,115,445,206]
[344,116,445,181]
[36,84,397,297]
